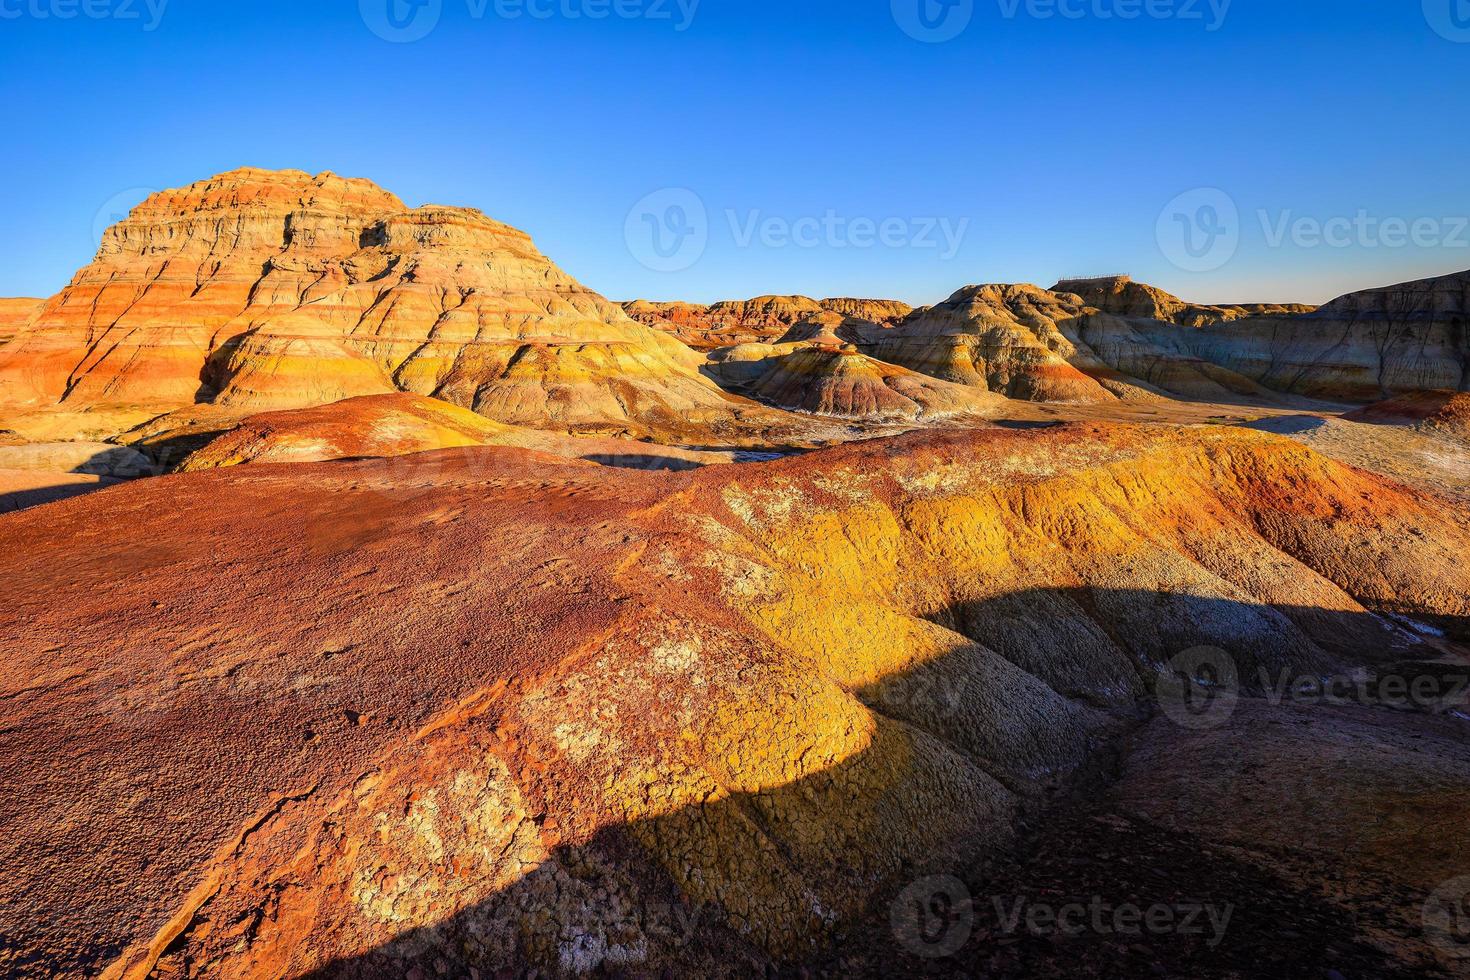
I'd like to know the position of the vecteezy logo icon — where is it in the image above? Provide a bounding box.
[890,875,974,959]
[624,189,708,273]
[1155,646,1240,730]
[94,668,179,733]
[892,0,974,43]
[360,0,442,43]
[1156,188,1240,273]
[1425,876,1470,958]
[91,188,158,252]
[1424,0,1470,42]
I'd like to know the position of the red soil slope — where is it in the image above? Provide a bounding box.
[1,424,1467,977]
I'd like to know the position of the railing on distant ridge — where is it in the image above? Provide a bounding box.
[1054,274,1131,285]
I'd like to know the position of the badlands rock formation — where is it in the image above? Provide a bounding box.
[854,272,1466,407]
[3,170,1469,977]
[634,279,1316,410]
[818,297,913,326]
[619,299,725,348]
[1052,275,1314,327]
[2,422,1466,977]
[622,295,910,351]
[0,169,797,444]
[709,342,1002,421]
[0,297,41,346]
[1182,270,1470,401]
[696,308,1000,423]
[858,283,1206,403]
[618,297,996,423]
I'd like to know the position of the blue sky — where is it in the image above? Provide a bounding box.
[0,0,1467,305]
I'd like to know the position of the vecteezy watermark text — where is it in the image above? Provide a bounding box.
[625,188,970,272]
[1156,646,1470,730]
[360,0,698,43]
[889,875,1234,959]
[1158,188,1470,272]
[727,211,969,258]
[991,895,1234,948]
[996,0,1231,30]
[0,0,168,30]
[1424,876,1470,959]
[1259,210,1470,250]
[893,0,1230,42]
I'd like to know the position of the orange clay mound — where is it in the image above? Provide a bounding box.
[179,393,737,471]
[1345,389,1470,443]
[2,422,1467,977]
[740,345,1003,421]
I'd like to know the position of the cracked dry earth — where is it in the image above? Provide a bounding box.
[2,422,1469,977]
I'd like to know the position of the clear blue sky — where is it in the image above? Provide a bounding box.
[1,0,1467,306]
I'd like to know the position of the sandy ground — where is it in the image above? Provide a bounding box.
[3,390,1464,518]
[1243,415,1470,503]
[982,394,1470,505]
[0,469,120,512]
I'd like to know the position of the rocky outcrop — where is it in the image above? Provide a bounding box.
[622,295,826,350]
[697,306,1000,422]
[0,169,801,444]
[622,295,911,351]
[1052,275,1313,327]
[817,297,913,326]
[1345,389,1470,444]
[859,284,1166,403]
[736,345,1002,421]
[619,300,725,349]
[2,422,1466,977]
[639,282,1308,408]
[633,273,1469,410]
[861,274,1467,406]
[771,311,854,347]
[1064,307,1289,402]
[0,298,41,346]
[1181,270,1470,401]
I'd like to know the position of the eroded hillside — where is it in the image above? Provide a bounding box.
[0,170,808,445]
[1,423,1465,977]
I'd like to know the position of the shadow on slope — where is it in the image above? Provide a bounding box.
[281,588,1467,980]
[0,473,122,513]
[0,445,156,513]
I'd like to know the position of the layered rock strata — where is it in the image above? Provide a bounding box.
[1180,271,1470,401]
[0,298,42,346]
[622,296,912,351]
[0,170,796,444]
[1052,275,1314,327]
[709,343,1003,421]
